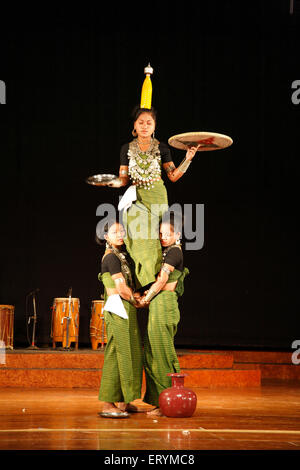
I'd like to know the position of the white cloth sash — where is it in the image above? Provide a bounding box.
[118,185,137,212]
[103,294,128,319]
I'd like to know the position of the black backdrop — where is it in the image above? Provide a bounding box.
[0,1,299,349]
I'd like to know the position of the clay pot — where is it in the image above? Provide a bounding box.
[159,373,197,418]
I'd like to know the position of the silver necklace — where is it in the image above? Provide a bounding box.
[105,243,134,290]
[128,138,161,190]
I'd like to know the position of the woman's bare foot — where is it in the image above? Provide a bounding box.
[99,402,129,418]
[117,402,141,413]
[146,407,163,417]
[101,402,120,413]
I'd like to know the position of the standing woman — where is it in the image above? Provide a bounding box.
[118,105,198,290]
[97,220,143,418]
[140,214,189,416]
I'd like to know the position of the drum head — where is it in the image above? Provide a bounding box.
[168,132,233,151]
[85,174,122,187]
[54,298,79,302]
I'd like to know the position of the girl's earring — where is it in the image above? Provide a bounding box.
[132,128,137,137]
[104,235,110,249]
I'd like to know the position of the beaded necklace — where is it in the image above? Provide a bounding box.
[128,138,161,190]
[104,243,134,290]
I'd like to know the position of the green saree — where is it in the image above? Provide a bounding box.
[98,272,143,403]
[123,179,168,289]
[143,267,189,407]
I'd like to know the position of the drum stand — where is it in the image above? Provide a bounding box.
[27,291,39,350]
[61,289,73,350]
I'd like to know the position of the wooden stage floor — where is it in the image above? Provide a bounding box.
[0,382,300,454]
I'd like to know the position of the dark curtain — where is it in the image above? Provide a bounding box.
[0,1,298,349]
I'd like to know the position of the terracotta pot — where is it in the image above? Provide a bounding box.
[159,373,197,418]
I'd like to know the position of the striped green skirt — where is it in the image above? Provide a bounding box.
[123,180,168,289]
[143,290,181,407]
[98,296,143,404]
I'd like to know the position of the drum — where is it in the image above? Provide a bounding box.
[0,305,14,350]
[51,298,80,349]
[90,300,107,350]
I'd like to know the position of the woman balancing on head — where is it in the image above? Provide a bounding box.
[140,213,189,416]
[117,64,199,290]
[97,220,143,418]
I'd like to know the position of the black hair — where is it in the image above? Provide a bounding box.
[161,211,183,235]
[95,218,124,246]
[131,105,157,124]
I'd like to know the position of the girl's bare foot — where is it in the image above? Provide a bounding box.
[101,402,121,413]
[146,407,163,416]
[117,402,142,412]
[99,402,129,418]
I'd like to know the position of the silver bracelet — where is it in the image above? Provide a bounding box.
[178,158,191,173]
[114,277,125,284]
[161,264,171,276]
[144,288,157,303]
